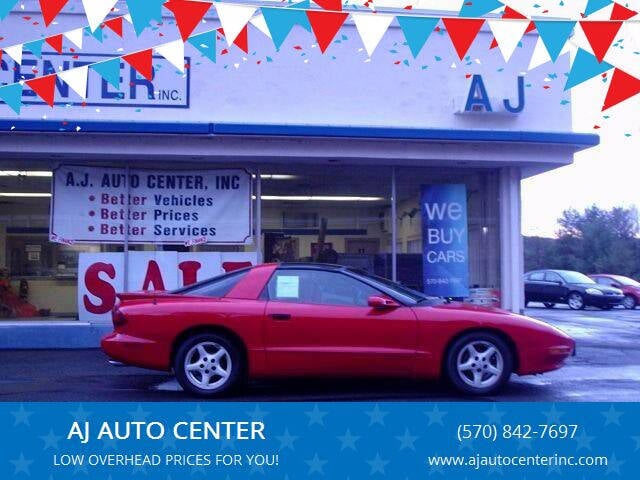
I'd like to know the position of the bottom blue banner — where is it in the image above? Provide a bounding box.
[1,402,638,479]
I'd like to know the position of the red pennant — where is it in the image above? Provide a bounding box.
[164,0,213,41]
[314,0,342,11]
[307,11,348,53]
[123,49,154,81]
[26,74,57,107]
[217,26,249,52]
[45,34,64,54]
[603,68,640,110]
[502,6,527,19]
[611,3,638,20]
[39,0,68,27]
[580,21,623,62]
[104,17,123,37]
[442,18,485,60]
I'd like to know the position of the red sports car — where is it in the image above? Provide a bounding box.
[101,263,575,396]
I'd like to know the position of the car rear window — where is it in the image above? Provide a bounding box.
[172,270,248,298]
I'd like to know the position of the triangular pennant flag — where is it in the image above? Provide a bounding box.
[81,0,118,32]
[123,49,154,81]
[125,0,164,35]
[351,13,394,57]
[104,16,123,37]
[313,0,342,10]
[164,0,212,41]
[580,20,622,62]
[234,25,249,53]
[565,48,613,90]
[84,25,103,42]
[39,0,68,26]
[488,19,529,62]
[306,10,348,53]
[188,30,216,62]
[610,2,638,20]
[0,0,18,20]
[459,0,503,17]
[502,6,527,19]
[262,7,311,50]
[0,82,23,114]
[584,0,612,16]
[58,65,89,99]
[250,14,272,39]
[90,57,121,89]
[4,44,23,65]
[534,21,576,62]
[215,3,256,46]
[64,28,84,49]
[45,34,64,54]
[24,39,45,59]
[397,16,439,58]
[603,68,640,110]
[26,74,57,107]
[442,18,485,60]
[528,35,572,70]
[155,39,185,73]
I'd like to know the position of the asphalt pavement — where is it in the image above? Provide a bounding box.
[1,305,639,402]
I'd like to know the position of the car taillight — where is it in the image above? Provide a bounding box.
[112,308,127,328]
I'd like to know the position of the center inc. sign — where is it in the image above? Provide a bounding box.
[50,165,253,245]
[0,53,190,108]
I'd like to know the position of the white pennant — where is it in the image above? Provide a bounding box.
[81,0,118,32]
[488,19,530,62]
[59,66,89,99]
[352,13,394,57]
[528,36,574,71]
[155,39,185,73]
[4,44,23,65]
[215,3,257,46]
[250,14,272,39]
[64,28,84,49]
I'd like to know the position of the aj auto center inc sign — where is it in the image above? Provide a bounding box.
[50,165,252,245]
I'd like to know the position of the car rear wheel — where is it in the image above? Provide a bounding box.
[567,292,585,310]
[445,332,513,395]
[174,333,242,397]
[543,302,556,309]
[622,295,637,310]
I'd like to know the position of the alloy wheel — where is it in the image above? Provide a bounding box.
[568,293,584,310]
[623,295,636,309]
[456,340,504,389]
[184,341,232,390]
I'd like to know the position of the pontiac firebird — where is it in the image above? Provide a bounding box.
[101,263,575,397]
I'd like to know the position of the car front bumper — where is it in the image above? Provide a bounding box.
[584,294,624,307]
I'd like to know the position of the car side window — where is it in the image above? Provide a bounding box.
[544,272,563,283]
[266,269,382,306]
[181,271,247,297]
[529,272,545,281]
[596,277,613,286]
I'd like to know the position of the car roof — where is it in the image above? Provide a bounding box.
[277,262,347,271]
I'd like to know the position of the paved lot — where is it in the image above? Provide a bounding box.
[0,305,638,402]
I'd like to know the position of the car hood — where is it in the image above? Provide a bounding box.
[575,284,622,294]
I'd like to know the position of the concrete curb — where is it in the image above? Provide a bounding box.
[0,322,112,349]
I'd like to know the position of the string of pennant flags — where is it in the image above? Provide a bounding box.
[0,0,639,114]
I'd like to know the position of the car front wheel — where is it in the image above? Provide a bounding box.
[445,332,513,395]
[567,292,585,310]
[174,333,242,397]
[622,295,637,310]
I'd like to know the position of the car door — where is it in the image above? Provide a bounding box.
[543,271,568,302]
[525,272,546,302]
[263,268,418,377]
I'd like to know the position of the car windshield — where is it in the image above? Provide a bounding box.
[559,271,595,284]
[347,268,439,304]
[611,275,640,287]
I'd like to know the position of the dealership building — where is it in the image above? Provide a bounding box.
[0,3,597,344]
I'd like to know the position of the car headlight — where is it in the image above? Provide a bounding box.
[585,288,603,295]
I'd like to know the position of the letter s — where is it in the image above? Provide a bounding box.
[83,262,116,314]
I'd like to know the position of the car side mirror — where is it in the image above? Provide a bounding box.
[368,295,400,309]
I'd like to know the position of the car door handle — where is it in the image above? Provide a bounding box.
[270,313,291,321]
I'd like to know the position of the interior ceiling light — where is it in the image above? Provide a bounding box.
[259,195,385,201]
[0,171,52,177]
[0,192,52,197]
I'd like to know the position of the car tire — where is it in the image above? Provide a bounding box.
[622,295,637,310]
[445,332,513,396]
[174,332,243,397]
[567,292,585,310]
[543,302,556,309]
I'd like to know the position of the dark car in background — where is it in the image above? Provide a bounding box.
[590,274,640,310]
[524,270,624,310]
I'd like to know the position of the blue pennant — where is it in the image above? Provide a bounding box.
[0,0,18,20]
[459,0,504,17]
[24,39,45,59]
[126,0,165,36]
[565,48,613,90]
[84,25,103,43]
[397,16,439,59]
[535,21,576,62]
[91,58,122,90]
[0,82,24,114]
[188,30,216,63]
[261,7,312,50]
[584,0,613,16]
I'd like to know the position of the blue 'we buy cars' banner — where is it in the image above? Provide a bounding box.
[421,184,470,297]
